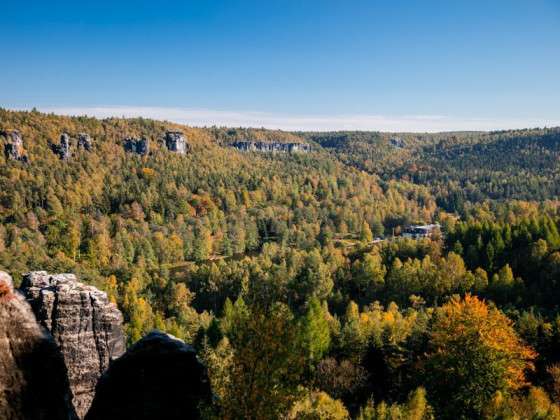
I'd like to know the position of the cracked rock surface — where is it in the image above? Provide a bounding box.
[20,271,126,418]
[0,271,77,420]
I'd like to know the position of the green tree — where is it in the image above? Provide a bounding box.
[288,250,333,313]
[223,299,305,419]
[193,224,212,261]
[488,264,520,304]
[351,253,386,305]
[361,221,374,243]
[300,298,331,368]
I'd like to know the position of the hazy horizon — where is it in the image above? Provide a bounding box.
[5,105,560,133]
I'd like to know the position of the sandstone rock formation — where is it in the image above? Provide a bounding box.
[86,330,211,420]
[0,271,77,420]
[123,137,150,155]
[77,133,93,151]
[50,133,73,160]
[51,133,93,157]
[2,130,27,161]
[165,130,188,154]
[390,137,405,148]
[20,271,126,418]
[59,133,72,160]
[231,140,311,153]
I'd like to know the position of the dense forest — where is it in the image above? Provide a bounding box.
[3,108,560,418]
[304,128,560,211]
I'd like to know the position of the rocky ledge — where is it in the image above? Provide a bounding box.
[1,271,211,419]
[0,271,77,420]
[20,271,126,418]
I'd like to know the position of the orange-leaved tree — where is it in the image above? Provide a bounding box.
[424,294,536,419]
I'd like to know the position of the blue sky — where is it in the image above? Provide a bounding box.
[1,0,559,131]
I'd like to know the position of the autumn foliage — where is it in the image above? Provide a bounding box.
[2,110,560,418]
[425,294,536,418]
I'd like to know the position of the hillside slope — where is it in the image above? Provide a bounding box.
[304,128,560,210]
[0,109,433,338]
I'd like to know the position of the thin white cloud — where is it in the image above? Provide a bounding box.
[18,105,560,132]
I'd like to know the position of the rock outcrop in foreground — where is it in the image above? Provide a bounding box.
[86,330,212,420]
[20,271,126,418]
[231,140,311,153]
[0,271,77,420]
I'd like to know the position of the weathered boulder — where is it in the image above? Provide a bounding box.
[123,137,149,155]
[231,140,311,153]
[0,271,77,420]
[77,133,93,151]
[165,131,188,154]
[2,130,27,161]
[86,330,212,420]
[20,271,126,418]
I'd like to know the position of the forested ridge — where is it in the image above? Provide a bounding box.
[3,108,560,418]
[304,128,560,212]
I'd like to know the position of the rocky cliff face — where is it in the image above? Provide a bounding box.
[78,133,93,151]
[86,330,211,420]
[0,271,77,420]
[390,137,405,148]
[123,137,150,155]
[231,140,311,153]
[2,130,27,161]
[51,133,93,158]
[50,133,73,160]
[59,133,72,159]
[20,271,126,418]
[165,131,188,154]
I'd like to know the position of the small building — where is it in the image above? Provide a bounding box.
[402,223,440,239]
